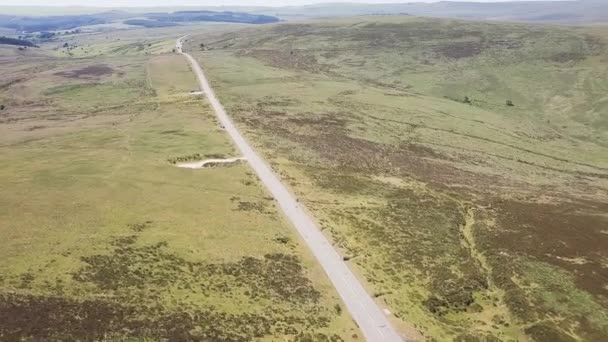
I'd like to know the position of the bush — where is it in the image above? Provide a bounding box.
[506,99,515,106]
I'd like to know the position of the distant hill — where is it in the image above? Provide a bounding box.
[260,0,608,24]
[0,10,279,33]
[0,12,126,32]
[146,11,279,25]
[123,19,178,28]
[0,1,605,28]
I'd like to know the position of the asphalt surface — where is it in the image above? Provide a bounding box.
[177,37,405,342]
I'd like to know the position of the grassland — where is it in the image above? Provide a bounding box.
[185,17,608,341]
[0,29,359,340]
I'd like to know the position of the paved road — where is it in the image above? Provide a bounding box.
[177,37,405,342]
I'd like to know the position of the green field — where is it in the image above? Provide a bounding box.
[0,29,359,340]
[185,17,608,341]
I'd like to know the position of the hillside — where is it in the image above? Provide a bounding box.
[1,1,606,25]
[0,25,357,341]
[186,16,608,341]
[0,10,278,33]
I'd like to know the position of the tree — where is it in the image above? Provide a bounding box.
[506,99,515,107]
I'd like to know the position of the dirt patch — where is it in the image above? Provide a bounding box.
[175,157,244,169]
[55,64,114,79]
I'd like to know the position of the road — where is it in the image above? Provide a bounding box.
[177,37,405,342]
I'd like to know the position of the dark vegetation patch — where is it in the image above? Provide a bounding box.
[146,11,279,24]
[524,322,577,342]
[454,332,503,342]
[247,49,331,74]
[168,153,231,164]
[124,19,178,28]
[54,64,114,78]
[0,36,37,47]
[205,160,244,168]
[159,129,188,136]
[300,131,503,191]
[24,125,46,131]
[474,198,608,339]
[287,113,348,133]
[73,227,321,304]
[293,332,345,342]
[0,10,276,33]
[168,153,204,164]
[491,199,608,297]
[234,200,273,215]
[546,52,586,63]
[350,188,487,315]
[0,14,110,32]
[0,292,334,341]
[224,20,604,79]
[434,41,482,59]
[311,172,377,196]
[0,222,335,340]
[239,102,509,193]
[43,83,98,96]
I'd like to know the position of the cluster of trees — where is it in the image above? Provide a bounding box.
[0,36,37,47]
[0,10,278,34]
[146,11,279,24]
[0,14,111,32]
[123,19,178,28]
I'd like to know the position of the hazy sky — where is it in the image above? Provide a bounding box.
[0,0,562,7]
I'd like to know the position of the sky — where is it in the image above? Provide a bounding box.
[0,0,562,7]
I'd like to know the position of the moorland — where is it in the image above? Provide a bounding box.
[0,25,358,341]
[184,16,608,341]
